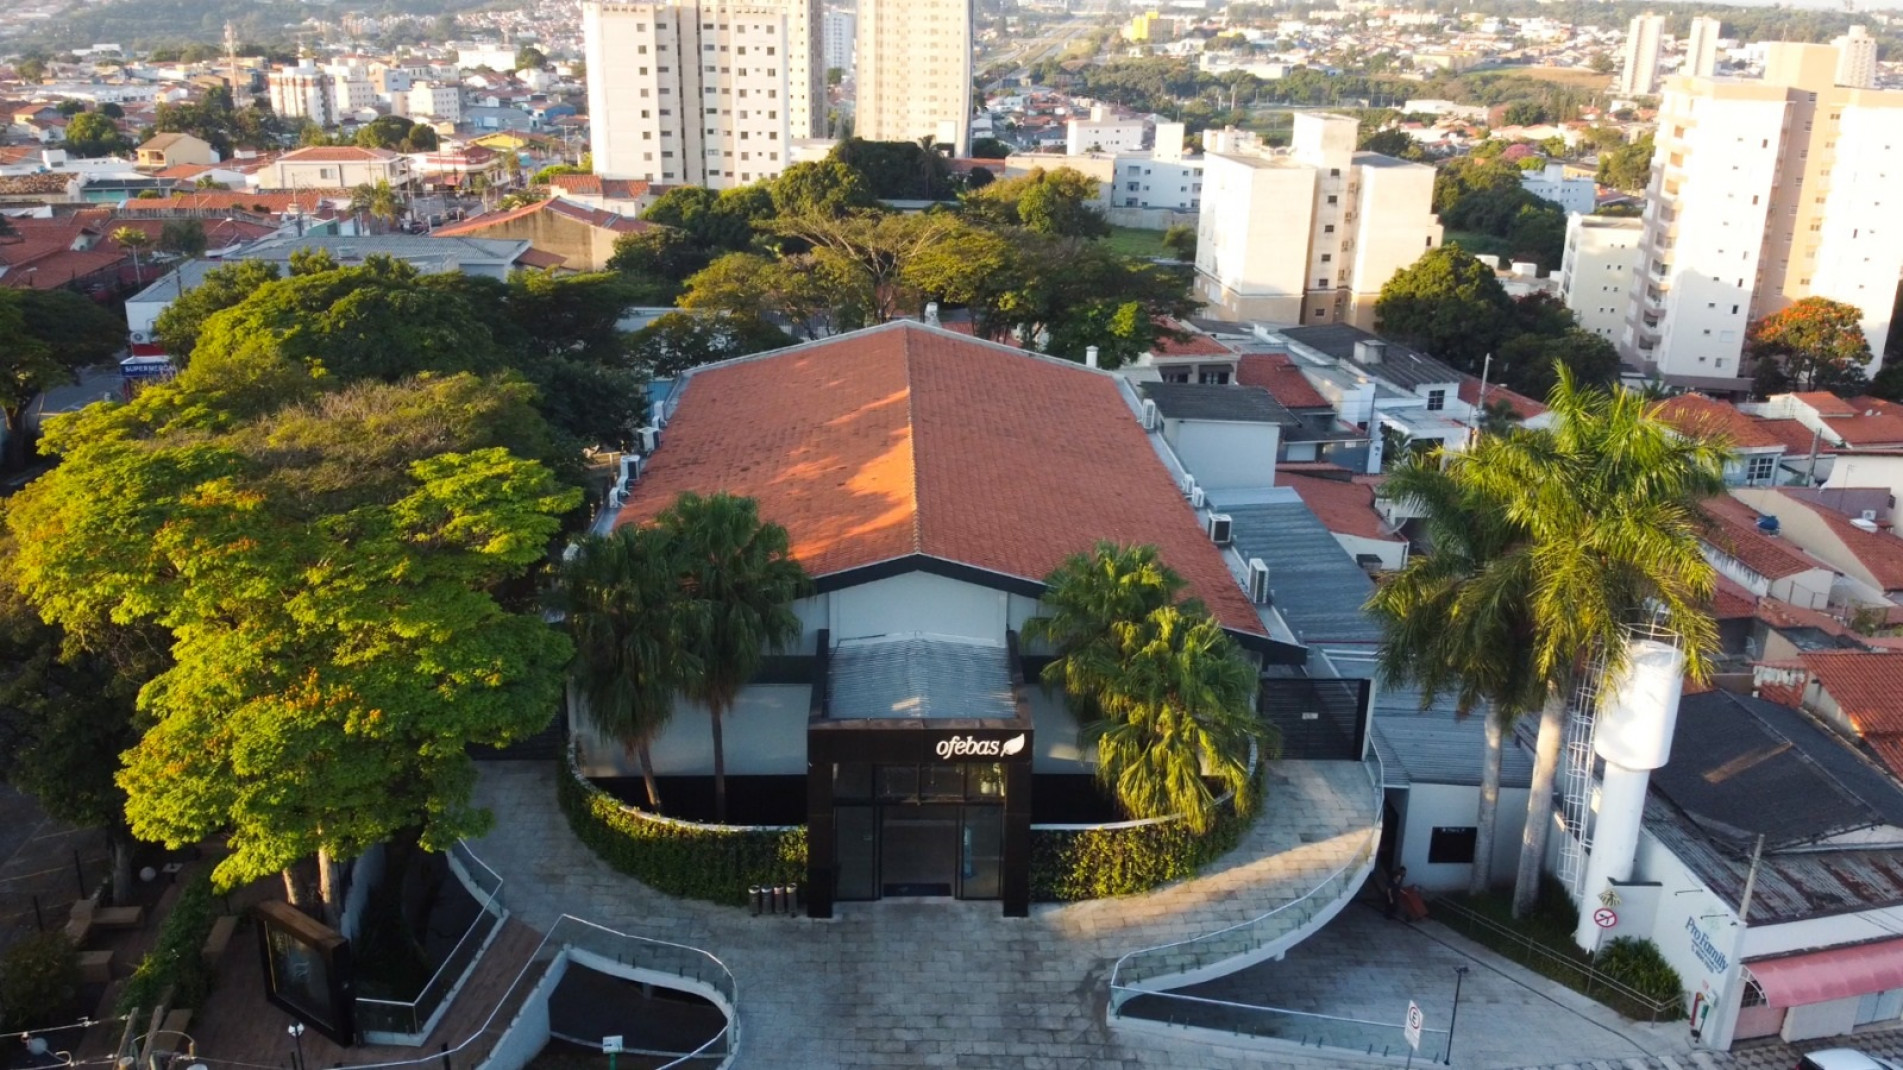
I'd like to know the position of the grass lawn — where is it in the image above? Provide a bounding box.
[1436,888,1684,1022]
[1442,230,1516,261]
[1501,66,1616,90]
[1103,225,1172,259]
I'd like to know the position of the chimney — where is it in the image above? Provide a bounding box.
[924,301,940,327]
[1085,345,1100,368]
[1353,340,1386,365]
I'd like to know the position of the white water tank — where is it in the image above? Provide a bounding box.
[1594,640,1683,772]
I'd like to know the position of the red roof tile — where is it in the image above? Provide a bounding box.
[1824,412,1903,447]
[1778,490,1903,590]
[1755,595,1855,637]
[1699,494,1821,580]
[1752,417,1833,456]
[1236,351,1331,410]
[1793,391,1858,417]
[1279,473,1402,544]
[1713,574,1758,620]
[614,323,1267,637]
[1656,393,1785,450]
[1799,650,1903,738]
[280,145,402,163]
[1459,377,1547,420]
[1151,319,1233,357]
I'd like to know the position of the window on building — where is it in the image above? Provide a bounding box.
[1425,389,1447,411]
[1428,827,1478,864]
[1326,195,1337,205]
[1746,454,1777,484]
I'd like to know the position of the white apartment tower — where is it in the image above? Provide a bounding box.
[856,0,972,153]
[1682,16,1721,79]
[268,66,337,127]
[583,0,823,189]
[1560,214,1644,342]
[1833,25,1878,89]
[1622,43,1903,383]
[822,8,854,75]
[1194,113,1443,328]
[1620,14,1665,97]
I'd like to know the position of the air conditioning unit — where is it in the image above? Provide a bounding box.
[1247,558,1271,604]
[637,426,660,453]
[1206,513,1233,546]
[128,330,152,344]
[1863,509,1880,522]
[1190,485,1206,509]
[1141,398,1160,430]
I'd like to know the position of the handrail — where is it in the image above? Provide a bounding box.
[355,841,509,1036]
[1430,896,1679,1020]
[1108,752,1384,1001]
[1114,989,1452,1036]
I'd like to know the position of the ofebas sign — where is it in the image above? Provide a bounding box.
[934,733,1027,760]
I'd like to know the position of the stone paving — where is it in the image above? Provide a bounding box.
[471,759,1376,1069]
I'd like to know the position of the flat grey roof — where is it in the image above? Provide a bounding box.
[1280,324,1463,391]
[1214,492,1383,649]
[128,232,532,302]
[828,636,1017,721]
[1141,382,1298,425]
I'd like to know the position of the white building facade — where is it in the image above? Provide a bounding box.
[582,0,816,188]
[821,7,854,74]
[267,66,337,126]
[1833,25,1878,89]
[1683,16,1722,79]
[1520,161,1597,215]
[1195,114,1442,328]
[1561,214,1644,342]
[856,0,972,152]
[1620,14,1665,97]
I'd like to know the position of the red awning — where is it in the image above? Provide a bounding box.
[1748,938,1903,1007]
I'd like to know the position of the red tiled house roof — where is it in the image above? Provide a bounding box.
[1776,490,1903,592]
[1236,351,1332,410]
[1459,378,1547,420]
[1699,495,1821,580]
[1279,473,1402,544]
[1656,393,1785,449]
[1796,650,1903,776]
[614,322,1269,639]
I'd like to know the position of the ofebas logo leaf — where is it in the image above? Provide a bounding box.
[999,733,1027,757]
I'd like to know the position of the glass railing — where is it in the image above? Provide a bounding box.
[1117,990,1450,1064]
[1108,755,1384,1005]
[356,841,509,1039]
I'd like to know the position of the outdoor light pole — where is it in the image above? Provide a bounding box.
[286,1021,305,1070]
[1445,965,1470,1066]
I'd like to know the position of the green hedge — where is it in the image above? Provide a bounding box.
[557,761,806,906]
[1,932,81,1030]
[1596,936,1686,1013]
[1030,793,1254,902]
[117,871,218,1015]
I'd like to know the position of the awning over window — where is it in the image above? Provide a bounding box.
[1748,937,1903,1007]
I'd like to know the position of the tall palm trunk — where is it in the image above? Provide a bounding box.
[1470,702,1504,897]
[1513,681,1570,918]
[710,702,727,822]
[628,740,663,809]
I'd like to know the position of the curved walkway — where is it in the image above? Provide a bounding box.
[470,759,1374,1070]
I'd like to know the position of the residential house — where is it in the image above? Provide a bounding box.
[543,174,660,217]
[1732,487,1903,615]
[1698,494,1837,610]
[1278,470,1408,571]
[1136,382,1292,495]
[431,196,656,271]
[1754,650,1903,779]
[1657,393,1790,486]
[1746,393,1903,453]
[1276,324,1470,457]
[266,146,412,191]
[134,132,215,170]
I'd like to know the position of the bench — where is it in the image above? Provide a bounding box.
[93,905,145,929]
[77,949,114,984]
[201,915,238,967]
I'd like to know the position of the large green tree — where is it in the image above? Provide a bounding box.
[151,259,283,359]
[1596,132,1655,193]
[0,288,125,470]
[64,111,130,157]
[1374,245,1515,373]
[654,492,808,823]
[965,167,1110,239]
[628,310,793,379]
[769,160,876,219]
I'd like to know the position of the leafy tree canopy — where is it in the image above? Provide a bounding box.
[828,138,952,201]
[964,167,1110,239]
[1596,132,1655,193]
[768,160,876,220]
[0,288,125,469]
[1748,296,1874,395]
[1374,244,1516,372]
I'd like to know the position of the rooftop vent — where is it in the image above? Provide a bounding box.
[1354,340,1387,365]
[1206,513,1233,546]
[1247,558,1272,605]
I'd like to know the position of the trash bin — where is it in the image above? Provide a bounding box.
[749,886,763,916]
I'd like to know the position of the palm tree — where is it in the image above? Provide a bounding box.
[557,527,702,808]
[1022,541,1198,717]
[655,492,808,822]
[112,226,151,283]
[1077,605,1265,833]
[1368,453,1543,897]
[1457,368,1727,917]
[349,179,403,234]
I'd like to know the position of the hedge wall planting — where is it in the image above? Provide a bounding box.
[117,871,217,1015]
[1030,799,1253,902]
[557,760,806,907]
[1596,936,1686,1018]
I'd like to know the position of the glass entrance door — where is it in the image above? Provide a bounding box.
[830,762,1006,901]
[880,803,958,897]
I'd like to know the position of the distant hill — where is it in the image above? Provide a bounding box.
[12,0,512,52]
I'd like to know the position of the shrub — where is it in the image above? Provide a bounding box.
[557,760,805,906]
[0,932,81,1030]
[1029,775,1258,901]
[1596,936,1685,1013]
[116,872,218,1016]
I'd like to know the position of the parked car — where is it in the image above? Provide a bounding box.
[1801,1051,1903,1070]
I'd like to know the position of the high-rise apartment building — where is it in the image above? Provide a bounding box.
[268,66,337,127]
[1833,25,1878,89]
[856,0,972,152]
[1619,14,1665,97]
[822,8,854,75]
[582,0,822,189]
[1560,215,1644,342]
[1622,43,1903,383]
[1682,16,1721,79]
[1194,114,1442,327]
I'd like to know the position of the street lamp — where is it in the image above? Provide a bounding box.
[286,1022,305,1070]
[1445,965,1470,1066]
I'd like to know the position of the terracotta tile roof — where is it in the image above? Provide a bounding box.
[92,215,275,248]
[1151,319,1233,357]
[1793,391,1858,417]
[434,195,655,237]
[1799,650,1903,739]
[1236,351,1332,410]
[138,132,197,151]
[546,174,652,201]
[123,190,345,215]
[1713,574,1758,620]
[1459,377,1547,420]
[279,145,402,163]
[1755,596,1855,638]
[1656,393,1785,449]
[1279,473,1402,544]
[151,163,215,180]
[1752,417,1833,456]
[0,247,127,288]
[1699,494,1821,580]
[1824,411,1903,447]
[614,323,1267,637]
[514,247,565,269]
[1778,490,1903,590]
